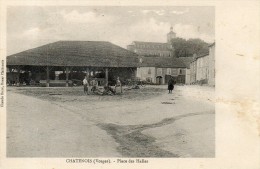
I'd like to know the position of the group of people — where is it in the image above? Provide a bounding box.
[83,76,122,95]
[83,75,176,95]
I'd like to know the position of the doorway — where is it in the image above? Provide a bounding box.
[156,76,162,85]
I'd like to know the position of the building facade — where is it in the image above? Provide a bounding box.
[190,58,197,84]
[208,43,215,86]
[127,27,176,57]
[190,43,215,86]
[196,53,209,82]
[137,67,187,84]
[137,57,187,85]
[177,57,193,85]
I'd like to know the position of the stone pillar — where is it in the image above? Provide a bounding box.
[46,66,50,87]
[17,66,20,86]
[134,68,137,79]
[66,66,69,87]
[7,67,11,85]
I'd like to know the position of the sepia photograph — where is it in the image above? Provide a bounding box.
[5,6,215,158]
[1,0,260,169]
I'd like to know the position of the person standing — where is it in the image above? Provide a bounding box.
[168,77,174,94]
[83,76,89,94]
[115,77,122,93]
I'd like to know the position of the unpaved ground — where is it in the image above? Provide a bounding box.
[7,85,215,157]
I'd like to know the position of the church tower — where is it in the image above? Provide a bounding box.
[167,26,176,44]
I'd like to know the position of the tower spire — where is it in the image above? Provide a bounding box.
[167,26,176,43]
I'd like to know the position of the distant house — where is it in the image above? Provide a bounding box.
[127,27,194,85]
[137,57,188,85]
[127,27,176,57]
[190,42,215,86]
[196,53,210,82]
[7,41,139,87]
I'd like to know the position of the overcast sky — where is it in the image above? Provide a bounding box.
[7,6,214,55]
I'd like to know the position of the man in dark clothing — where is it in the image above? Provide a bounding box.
[168,77,174,94]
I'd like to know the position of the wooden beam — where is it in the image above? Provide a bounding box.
[86,67,90,77]
[46,66,50,87]
[105,68,108,85]
[134,68,137,80]
[93,69,96,77]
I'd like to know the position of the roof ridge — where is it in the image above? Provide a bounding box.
[133,41,167,44]
[197,53,209,57]
[58,40,110,43]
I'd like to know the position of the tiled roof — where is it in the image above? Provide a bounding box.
[7,41,139,67]
[196,53,209,59]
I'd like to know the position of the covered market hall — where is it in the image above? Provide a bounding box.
[6,41,139,87]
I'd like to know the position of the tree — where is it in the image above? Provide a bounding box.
[171,38,210,57]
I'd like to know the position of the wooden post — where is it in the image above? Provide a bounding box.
[66,66,69,87]
[8,67,12,85]
[105,68,109,85]
[120,82,122,93]
[86,67,90,78]
[16,66,20,86]
[93,69,96,77]
[46,66,50,87]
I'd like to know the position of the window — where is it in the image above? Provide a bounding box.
[148,68,151,74]
[157,68,162,75]
[182,69,186,74]
[167,68,171,75]
[171,68,177,75]
[179,69,186,75]
[162,68,167,75]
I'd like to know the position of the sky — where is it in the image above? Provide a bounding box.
[7,6,215,55]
